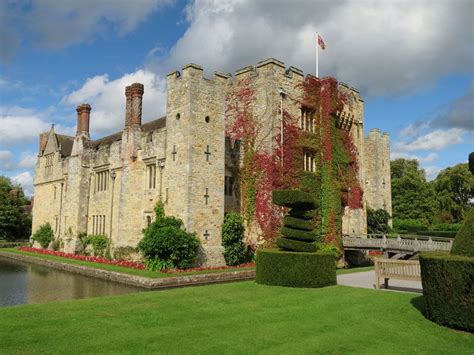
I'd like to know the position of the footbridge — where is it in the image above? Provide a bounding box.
[342,234,453,259]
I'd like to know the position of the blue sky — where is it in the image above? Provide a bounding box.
[1,0,473,195]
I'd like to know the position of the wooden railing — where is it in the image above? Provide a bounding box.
[342,234,452,253]
[374,258,421,289]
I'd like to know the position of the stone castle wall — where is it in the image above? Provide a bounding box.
[31,58,392,265]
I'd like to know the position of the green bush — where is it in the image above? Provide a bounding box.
[138,203,200,269]
[288,208,317,220]
[87,235,109,257]
[367,208,391,234]
[32,223,54,249]
[419,252,474,332]
[145,257,174,271]
[256,249,336,288]
[283,216,313,231]
[451,208,474,257]
[113,246,137,261]
[76,232,90,255]
[276,238,317,252]
[432,223,461,232]
[280,227,318,242]
[221,212,247,266]
[52,238,62,251]
[393,218,428,233]
[416,231,457,238]
[272,189,315,208]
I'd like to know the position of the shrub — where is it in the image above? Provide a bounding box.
[145,257,174,271]
[76,232,89,255]
[222,212,247,266]
[451,208,474,257]
[32,223,54,249]
[393,218,428,233]
[276,238,317,252]
[283,216,313,231]
[416,231,457,238]
[419,252,474,332]
[367,208,391,234]
[52,238,62,251]
[87,234,109,257]
[256,249,336,288]
[138,203,200,269]
[272,189,315,208]
[272,189,318,252]
[432,223,461,232]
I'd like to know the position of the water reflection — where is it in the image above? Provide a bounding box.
[0,256,145,307]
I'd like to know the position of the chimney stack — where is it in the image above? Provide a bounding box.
[124,85,132,127]
[76,103,91,136]
[130,83,144,127]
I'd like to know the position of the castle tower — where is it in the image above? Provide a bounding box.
[165,64,229,265]
[364,129,392,222]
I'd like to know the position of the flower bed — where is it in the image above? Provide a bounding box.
[16,246,256,274]
[17,246,146,270]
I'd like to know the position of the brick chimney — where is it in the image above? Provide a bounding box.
[76,103,91,136]
[124,85,132,127]
[130,83,144,127]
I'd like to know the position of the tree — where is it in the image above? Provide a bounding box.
[0,176,31,241]
[367,208,391,234]
[390,159,438,223]
[434,163,474,223]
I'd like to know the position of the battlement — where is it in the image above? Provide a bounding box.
[167,58,363,99]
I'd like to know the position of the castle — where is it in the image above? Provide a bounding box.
[32,58,391,266]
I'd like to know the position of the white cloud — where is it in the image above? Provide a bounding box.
[0,106,74,145]
[0,150,14,172]
[391,152,438,163]
[394,128,465,152]
[150,0,473,96]
[62,70,167,135]
[18,152,37,169]
[424,166,442,181]
[11,171,34,197]
[1,0,173,62]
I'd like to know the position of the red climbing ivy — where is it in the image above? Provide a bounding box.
[226,74,363,250]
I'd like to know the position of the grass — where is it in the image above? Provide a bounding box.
[0,282,472,354]
[337,265,374,274]
[0,248,254,278]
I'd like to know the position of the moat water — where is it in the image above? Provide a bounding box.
[0,256,145,307]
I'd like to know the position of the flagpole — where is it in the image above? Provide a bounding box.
[316,32,319,78]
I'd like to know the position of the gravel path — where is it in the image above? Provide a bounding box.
[337,271,422,293]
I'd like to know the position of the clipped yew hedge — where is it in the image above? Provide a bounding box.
[419,252,474,332]
[256,249,336,288]
[451,208,474,257]
[283,216,313,231]
[276,238,317,253]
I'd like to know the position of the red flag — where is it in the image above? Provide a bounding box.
[317,35,326,50]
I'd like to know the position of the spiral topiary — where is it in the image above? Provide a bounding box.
[272,189,321,252]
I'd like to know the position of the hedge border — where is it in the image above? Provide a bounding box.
[256,249,336,288]
[419,252,474,332]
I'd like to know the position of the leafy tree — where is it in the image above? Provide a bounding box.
[367,208,391,234]
[0,176,31,241]
[433,163,474,223]
[137,203,199,269]
[390,159,438,223]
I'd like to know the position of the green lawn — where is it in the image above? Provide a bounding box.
[0,282,472,354]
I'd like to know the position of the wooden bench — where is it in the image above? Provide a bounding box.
[374,258,421,289]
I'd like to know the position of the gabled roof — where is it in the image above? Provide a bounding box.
[88,116,166,149]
